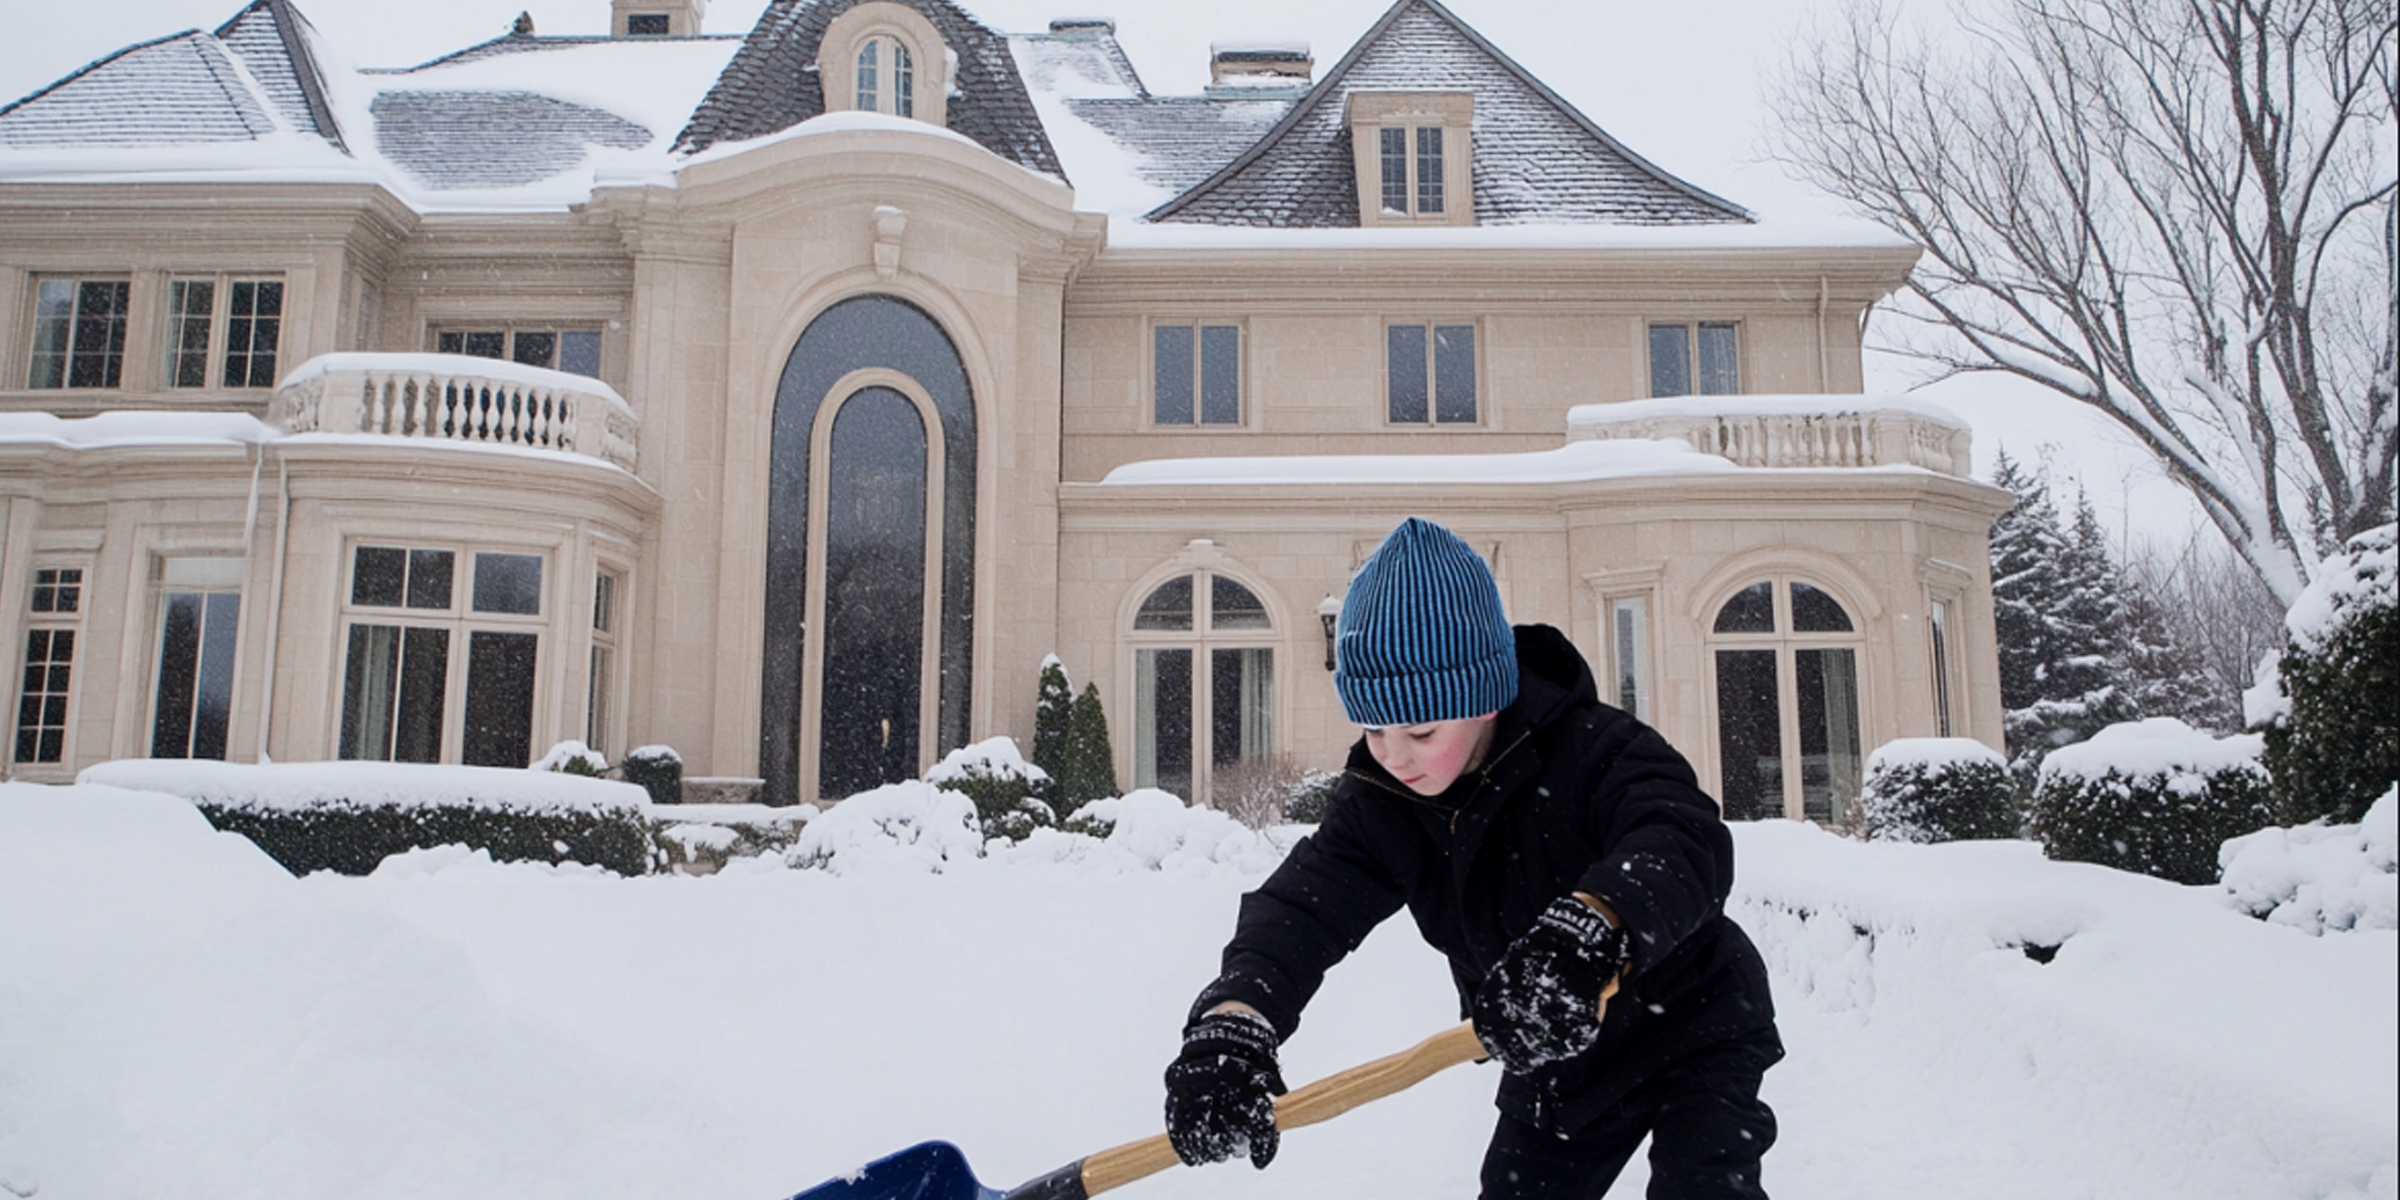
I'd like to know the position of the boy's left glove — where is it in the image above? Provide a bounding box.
[1163,1007,1286,1169]
[1472,895,1630,1074]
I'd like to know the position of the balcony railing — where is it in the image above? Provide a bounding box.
[1567,395,1971,476]
[271,353,638,471]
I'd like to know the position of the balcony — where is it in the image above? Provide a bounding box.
[1567,394,1972,476]
[271,353,637,471]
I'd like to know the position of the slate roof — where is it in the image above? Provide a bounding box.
[1149,0,1750,227]
[372,92,651,190]
[0,30,281,147]
[676,0,1063,181]
[1063,97,1295,197]
[214,0,346,151]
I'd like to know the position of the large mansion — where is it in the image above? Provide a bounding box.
[0,0,2009,815]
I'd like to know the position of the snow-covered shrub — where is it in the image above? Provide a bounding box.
[1859,738,2017,843]
[1030,655,1074,806]
[620,744,682,806]
[1208,752,1313,829]
[1283,768,1339,824]
[927,736,1054,841]
[1042,788,1289,874]
[788,780,983,874]
[2257,523,2396,825]
[533,739,607,777]
[79,759,654,876]
[2030,718,2275,885]
[2219,787,2397,933]
[651,804,814,874]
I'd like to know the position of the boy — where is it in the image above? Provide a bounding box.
[1163,518,1780,1199]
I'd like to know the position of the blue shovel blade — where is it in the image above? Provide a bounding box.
[785,1141,1004,1200]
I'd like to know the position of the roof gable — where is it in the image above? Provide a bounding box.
[675,0,1062,180]
[1149,0,1749,227]
[215,0,347,151]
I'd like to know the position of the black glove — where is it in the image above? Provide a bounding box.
[1472,895,1631,1075]
[1163,1006,1286,1169]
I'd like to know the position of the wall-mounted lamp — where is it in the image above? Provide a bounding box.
[1316,594,1342,672]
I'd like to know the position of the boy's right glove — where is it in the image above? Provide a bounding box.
[1163,1007,1285,1169]
[1472,895,1631,1074]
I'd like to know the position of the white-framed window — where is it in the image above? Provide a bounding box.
[1379,125,1447,216]
[855,35,916,117]
[150,556,245,760]
[1152,321,1242,426]
[1129,571,1277,804]
[434,327,602,378]
[337,543,546,767]
[1928,597,1956,739]
[1710,577,1864,824]
[1649,322,1741,397]
[587,569,621,757]
[14,565,87,766]
[28,278,129,389]
[1387,321,1477,424]
[1607,596,1650,720]
[164,275,284,389]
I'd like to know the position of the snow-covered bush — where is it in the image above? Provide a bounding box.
[1859,738,2017,843]
[788,781,984,874]
[78,759,655,876]
[2030,718,2275,884]
[927,736,1054,841]
[532,739,607,777]
[1029,655,1074,806]
[620,744,682,806]
[652,804,814,874]
[2219,787,2397,934]
[2256,523,2396,825]
[1021,788,1290,875]
[1283,768,1339,824]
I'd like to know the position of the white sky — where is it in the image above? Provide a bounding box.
[2,0,2211,546]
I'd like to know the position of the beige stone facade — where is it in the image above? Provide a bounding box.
[0,0,2010,822]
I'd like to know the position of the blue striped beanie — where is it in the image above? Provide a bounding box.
[1334,517,1519,726]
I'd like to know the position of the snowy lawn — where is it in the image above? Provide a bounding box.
[1,781,2391,1200]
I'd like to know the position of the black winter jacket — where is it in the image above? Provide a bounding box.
[1192,623,1778,1133]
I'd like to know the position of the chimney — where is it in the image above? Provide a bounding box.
[614,0,706,37]
[1207,41,1312,97]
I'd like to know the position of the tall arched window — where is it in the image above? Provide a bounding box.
[1129,571,1276,803]
[1710,578,1864,823]
[854,36,915,117]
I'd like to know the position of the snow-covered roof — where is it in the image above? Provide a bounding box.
[1571,393,1972,430]
[1097,437,1742,486]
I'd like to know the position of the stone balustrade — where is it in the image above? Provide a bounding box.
[271,353,638,471]
[1566,395,1973,476]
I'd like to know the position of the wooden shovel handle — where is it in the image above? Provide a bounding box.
[1074,977,1619,1197]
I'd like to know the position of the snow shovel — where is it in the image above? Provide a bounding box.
[789,979,1617,1200]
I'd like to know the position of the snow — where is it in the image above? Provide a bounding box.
[2039,717,2266,784]
[2283,523,2396,652]
[925,735,1050,785]
[0,411,281,448]
[3,777,2391,1200]
[1099,436,1742,486]
[528,739,608,775]
[1863,736,2006,772]
[2221,789,2400,935]
[78,757,649,813]
[277,351,633,412]
[1568,392,1970,430]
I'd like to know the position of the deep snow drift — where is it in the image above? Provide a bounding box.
[0,781,2391,1200]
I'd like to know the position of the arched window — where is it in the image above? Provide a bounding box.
[1129,571,1275,803]
[1710,578,1864,824]
[854,36,915,117]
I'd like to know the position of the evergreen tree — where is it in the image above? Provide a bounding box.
[2023,492,2139,744]
[2261,524,2398,825]
[1030,655,1073,803]
[1987,452,2070,769]
[1057,681,1120,808]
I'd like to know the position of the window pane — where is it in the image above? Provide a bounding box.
[191,593,240,760]
[1211,647,1274,767]
[1380,127,1408,213]
[626,12,668,34]
[151,593,202,757]
[856,40,879,112]
[29,280,72,389]
[588,644,613,756]
[1795,647,1861,824]
[1387,324,1428,423]
[1153,324,1194,425]
[69,281,130,389]
[406,549,454,610]
[16,628,73,764]
[1135,646,1192,800]
[1612,598,1647,719]
[1714,648,1781,820]
[393,627,449,763]
[511,330,556,369]
[1199,325,1240,425]
[1209,575,1270,631]
[818,387,929,799]
[1649,324,1692,397]
[32,567,82,615]
[1790,581,1853,632]
[463,630,539,767]
[455,331,506,360]
[339,623,401,760]
[1929,600,1954,738]
[593,572,617,634]
[351,546,407,607]
[558,330,602,378]
[223,280,282,388]
[1135,574,1194,630]
[1434,324,1475,423]
[1713,581,1775,633]
[893,42,914,118]
[438,331,464,354]
[1697,322,1739,395]
[1416,125,1444,214]
[472,553,543,615]
[166,279,215,388]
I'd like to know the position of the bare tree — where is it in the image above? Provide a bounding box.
[2124,531,2289,728]
[1772,0,2397,605]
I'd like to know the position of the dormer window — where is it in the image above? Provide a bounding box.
[818,2,951,126]
[855,36,915,117]
[1348,91,1474,227]
[625,13,669,35]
